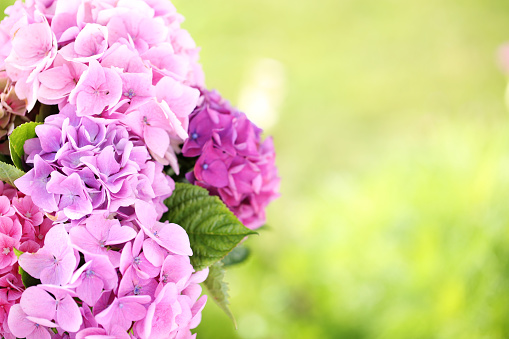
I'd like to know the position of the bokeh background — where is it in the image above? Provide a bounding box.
[3,0,509,338]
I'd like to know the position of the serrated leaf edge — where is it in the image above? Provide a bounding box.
[164,183,257,271]
[8,121,41,170]
[0,161,25,187]
[203,262,237,328]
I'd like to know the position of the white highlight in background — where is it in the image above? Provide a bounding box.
[238,312,268,339]
[237,58,286,131]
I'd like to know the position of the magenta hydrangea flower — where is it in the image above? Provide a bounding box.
[183,89,280,229]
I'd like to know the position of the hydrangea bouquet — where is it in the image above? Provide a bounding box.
[0,0,279,338]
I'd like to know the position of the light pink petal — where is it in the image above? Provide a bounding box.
[102,67,123,106]
[76,328,108,339]
[109,325,132,339]
[122,110,144,136]
[70,226,101,254]
[43,224,71,250]
[75,88,105,115]
[85,214,115,241]
[189,295,207,329]
[154,223,192,256]
[20,286,56,320]
[161,255,193,289]
[182,284,202,304]
[64,197,93,220]
[27,325,52,339]
[14,76,39,112]
[39,262,66,286]
[18,248,53,279]
[38,65,72,90]
[154,280,178,304]
[132,229,144,256]
[159,100,188,140]
[77,335,115,339]
[76,274,104,306]
[123,296,151,321]
[155,76,200,117]
[92,255,118,290]
[56,293,82,332]
[107,250,121,268]
[74,23,108,58]
[135,200,157,227]
[95,295,150,331]
[143,238,166,267]
[70,59,122,116]
[38,248,76,286]
[25,316,57,328]
[70,261,92,284]
[104,223,136,246]
[119,241,133,275]
[145,125,170,158]
[188,267,209,285]
[7,304,36,338]
[141,302,156,339]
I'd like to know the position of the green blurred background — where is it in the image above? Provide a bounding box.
[171,0,509,338]
[5,0,509,337]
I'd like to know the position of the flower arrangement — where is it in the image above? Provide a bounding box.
[0,0,280,338]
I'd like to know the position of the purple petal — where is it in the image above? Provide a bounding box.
[97,146,120,177]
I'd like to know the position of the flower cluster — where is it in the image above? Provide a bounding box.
[0,0,280,336]
[16,110,174,222]
[0,182,53,330]
[7,218,207,339]
[182,90,280,229]
[1,0,202,170]
[0,0,209,337]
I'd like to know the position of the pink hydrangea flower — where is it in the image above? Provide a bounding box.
[7,304,56,339]
[68,59,123,116]
[183,89,280,229]
[18,224,76,285]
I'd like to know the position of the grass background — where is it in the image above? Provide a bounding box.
[4,0,509,338]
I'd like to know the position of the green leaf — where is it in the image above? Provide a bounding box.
[222,245,250,267]
[20,267,41,288]
[15,249,41,288]
[203,261,237,328]
[13,248,23,258]
[0,161,25,187]
[9,121,41,170]
[163,183,257,271]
